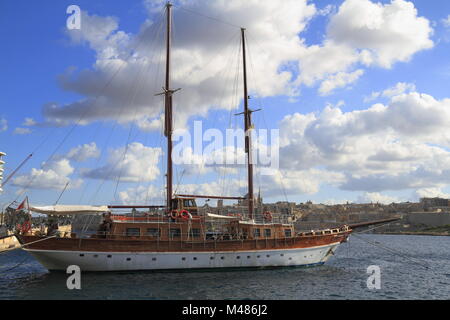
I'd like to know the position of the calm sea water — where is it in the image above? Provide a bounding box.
[0,234,449,300]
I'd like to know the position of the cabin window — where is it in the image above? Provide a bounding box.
[189,228,201,238]
[146,228,160,237]
[170,228,181,239]
[183,199,196,207]
[253,228,261,238]
[264,229,271,238]
[284,229,292,237]
[126,228,140,237]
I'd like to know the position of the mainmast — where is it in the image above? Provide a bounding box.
[241,28,254,219]
[164,2,173,211]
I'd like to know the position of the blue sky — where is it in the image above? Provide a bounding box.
[1,0,450,208]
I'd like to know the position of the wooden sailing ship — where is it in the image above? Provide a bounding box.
[15,3,355,271]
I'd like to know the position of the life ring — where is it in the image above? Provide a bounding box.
[21,220,32,234]
[170,210,179,219]
[180,210,192,220]
[263,211,272,222]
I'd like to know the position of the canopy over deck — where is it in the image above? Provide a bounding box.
[206,213,241,220]
[30,205,109,215]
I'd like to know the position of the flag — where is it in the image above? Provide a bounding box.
[16,197,28,211]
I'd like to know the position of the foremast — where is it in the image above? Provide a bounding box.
[161,5,255,218]
[241,28,254,219]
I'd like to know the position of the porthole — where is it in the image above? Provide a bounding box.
[257,255,260,258]
[126,258,131,261]
[182,257,186,261]
[236,256,240,259]
[107,255,112,258]
[152,257,157,261]
[210,257,214,260]
[79,254,84,257]
[247,256,251,259]
[280,254,284,257]
[94,254,98,258]
[221,257,225,260]
[193,257,197,261]
[266,255,270,258]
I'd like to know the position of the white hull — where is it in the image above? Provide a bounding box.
[25,242,341,272]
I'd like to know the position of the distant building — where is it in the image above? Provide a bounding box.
[420,197,450,208]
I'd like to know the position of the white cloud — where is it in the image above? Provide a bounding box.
[356,192,399,204]
[66,142,100,162]
[13,127,32,135]
[296,0,432,94]
[442,15,450,28]
[81,142,162,182]
[278,88,450,193]
[23,118,37,126]
[12,159,82,190]
[413,187,450,201]
[327,0,433,68]
[319,69,364,95]
[37,0,433,128]
[44,1,316,128]
[119,185,165,204]
[0,118,7,132]
[365,82,416,102]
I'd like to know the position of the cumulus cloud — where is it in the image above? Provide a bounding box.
[12,159,83,190]
[278,89,450,193]
[43,1,316,129]
[413,187,450,201]
[296,0,433,94]
[356,192,399,204]
[66,142,100,162]
[318,69,364,95]
[81,142,162,182]
[365,82,416,102]
[39,0,433,127]
[327,0,433,68]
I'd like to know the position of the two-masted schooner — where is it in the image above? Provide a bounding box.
[14,3,355,272]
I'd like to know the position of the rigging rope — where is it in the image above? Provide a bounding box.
[174,5,242,29]
[351,233,429,270]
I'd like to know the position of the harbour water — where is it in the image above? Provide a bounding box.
[0,234,449,300]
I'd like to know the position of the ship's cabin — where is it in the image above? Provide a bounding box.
[171,197,198,215]
[94,207,294,242]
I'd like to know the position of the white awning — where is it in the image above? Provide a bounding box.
[30,205,109,215]
[206,213,240,220]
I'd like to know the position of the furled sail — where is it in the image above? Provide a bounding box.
[29,205,109,215]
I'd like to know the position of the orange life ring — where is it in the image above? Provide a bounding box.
[180,210,191,220]
[263,211,272,221]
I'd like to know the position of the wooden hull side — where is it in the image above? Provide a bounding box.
[17,232,350,253]
[25,243,341,271]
